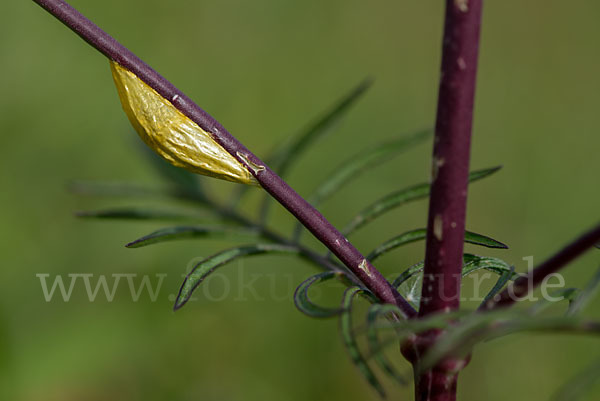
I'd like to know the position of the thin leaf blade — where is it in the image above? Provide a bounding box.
[69,180,165,198]
[367,229,427,262]
[392,261,425,308]
[230,79,372,208]
[126,225,262,248]
[293,129,431,239]
[461,254,515,277]
[420,312,600,372]
[552,359,600,401]
[366,304,408,385]
[464,232,508,249]
[480,266,515,308]
[269,79,373,177]
[528,288,580,315]
[367,229,507,262]
[340,286,385,397]
[568,265,600,316]
[75,207,205,221]
[343,166,502,236]
[392,254,514,310]
[309,129,431,207]
[293,271,351,318]
[174,244,298,310]
[392,261,425,289]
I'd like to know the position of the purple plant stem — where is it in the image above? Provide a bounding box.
[483,223,600,311]
[419,0,482,318]
[31,0,416,317]
[413,1,483,400]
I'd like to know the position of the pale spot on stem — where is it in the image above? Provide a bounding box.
[358,259,373,278]
[434,214,444,241]
[236,152,266,175]
[455,0,469,12]
[432,157,445,181]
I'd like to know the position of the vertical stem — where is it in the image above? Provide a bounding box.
[420,0,482,317]
[414,369,459,401]
[413,1,483,400]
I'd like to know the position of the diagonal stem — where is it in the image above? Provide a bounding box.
[210,199,356,277]
[31,0,416,317]
[482,223,600,311]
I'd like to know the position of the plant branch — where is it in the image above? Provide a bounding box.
[209,198,356,278]
[419,0,482,318]
[32,0,416,317]
[410,1,483,400]
[482,223,600,311]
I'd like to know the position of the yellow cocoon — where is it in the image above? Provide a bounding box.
[110,61,257,185]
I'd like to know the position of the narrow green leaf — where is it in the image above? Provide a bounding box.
[367,229,427,262]
[501,316,600,337]
[461,254,515,277]
[367,229,507,262]
[69,181,165,198]
[292,129,432,240]
[392,255,514,310]
[230,79,372,208]
[366,309,468,334]
[343,166,502,236]
[174,244,299,310]
[392,261,424,308]
[418,312,506,372]
[528,288,580,315]
[420,312,600,372]
[340,286,384,397]
[392,255,512,289]
[392,261,425,289]
[362,311,472,369]
[309,129,431,207]
[75,207,205,221]
[568,265,600,316]
[480,266,515,307]
[259,80,373,223]
[69,179,209,205]
[126,225,262,248]
[464,232,509,249]
[552,359,600,401]
[366,304,408,385]
[269,79,373,177]
[293,271,352,318]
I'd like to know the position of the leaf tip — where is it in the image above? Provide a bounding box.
[481,165,503,178]
[489,239,509,249]
[360,76,375,90]
[173,293,188,311]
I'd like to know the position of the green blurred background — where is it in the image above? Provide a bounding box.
[1,1,599,400]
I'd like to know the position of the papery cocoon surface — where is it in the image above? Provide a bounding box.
[110,61,257,185]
